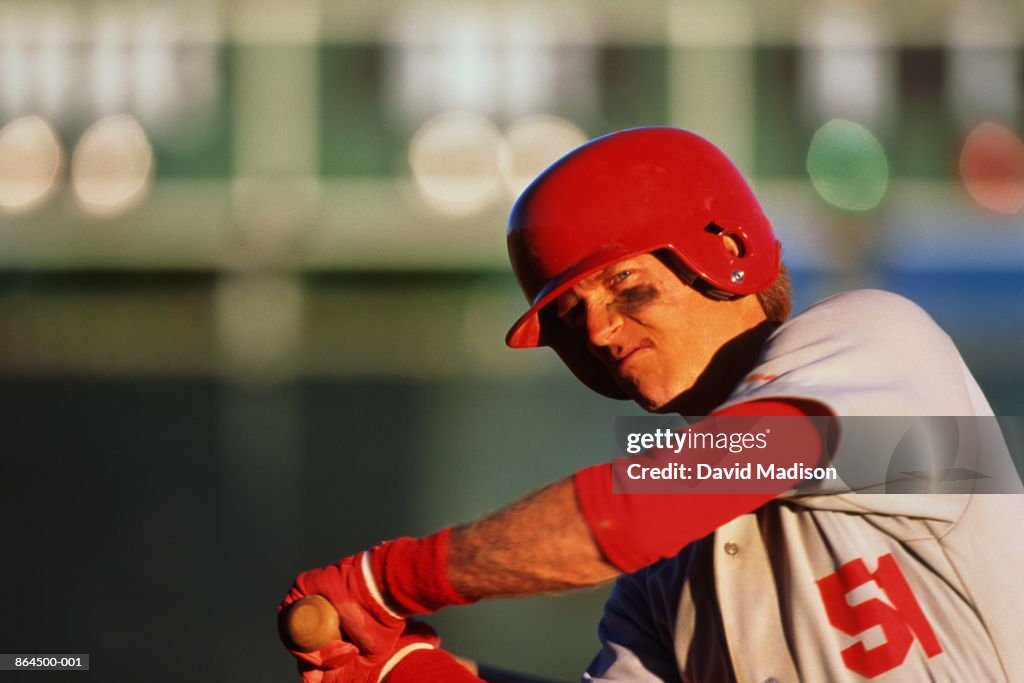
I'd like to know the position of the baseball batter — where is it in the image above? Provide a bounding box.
[278,127,1024,683]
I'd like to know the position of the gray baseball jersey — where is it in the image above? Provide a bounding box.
[583,290,1024,682]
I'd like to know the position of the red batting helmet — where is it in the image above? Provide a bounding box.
[505,126,781,398]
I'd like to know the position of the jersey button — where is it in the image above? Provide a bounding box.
[724,541,739,556]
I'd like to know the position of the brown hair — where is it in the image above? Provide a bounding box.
[755,262,792,322]
[657,250,792,323]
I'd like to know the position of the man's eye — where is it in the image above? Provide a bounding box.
[611,271,632,285]
[557,301,584,326]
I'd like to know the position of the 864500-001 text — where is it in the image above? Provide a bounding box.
[0,654,89,671]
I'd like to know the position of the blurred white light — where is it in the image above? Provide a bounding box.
[499,115,587,199]
[800,5,893,129]
[132,9,179,131]
[0,11,30,117]
[0,115,63,213]
[499,10,559,117]
[38,14,72,120]
[91,11,129,116]
[946,1,1019,126]
[389,7,498,121]
[409,111,503,215]
[445,12,498,114]
[387,4,595,126]
[72,114,154,216]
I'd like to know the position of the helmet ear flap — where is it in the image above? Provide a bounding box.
[539,308,629,400]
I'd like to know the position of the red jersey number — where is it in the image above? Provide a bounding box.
[816,553,943,679]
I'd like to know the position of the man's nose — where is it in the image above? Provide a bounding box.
[585,302,623,347]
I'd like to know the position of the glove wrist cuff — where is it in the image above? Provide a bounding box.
[369,528,476,615]
[360,552,404,620]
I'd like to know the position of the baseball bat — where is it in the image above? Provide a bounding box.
[283,596,569,683]
[283,595,342,653]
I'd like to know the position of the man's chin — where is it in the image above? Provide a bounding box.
[621,382,674,413]
[623,381,704,414]
[614,370,698,412]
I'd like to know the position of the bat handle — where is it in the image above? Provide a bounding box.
[284,595,342,652]
[283,598,566,683]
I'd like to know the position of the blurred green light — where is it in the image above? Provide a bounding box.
[806,119,889,211]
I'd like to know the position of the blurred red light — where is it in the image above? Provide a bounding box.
[958,121,1024,215]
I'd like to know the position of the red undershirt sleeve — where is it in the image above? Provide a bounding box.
[574,399,830,573]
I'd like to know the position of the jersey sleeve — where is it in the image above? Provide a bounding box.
[574,400,826,573]
[715,290,1014,517]
[718,290,987,417]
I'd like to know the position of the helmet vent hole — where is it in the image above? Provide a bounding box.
[722,232,746,258]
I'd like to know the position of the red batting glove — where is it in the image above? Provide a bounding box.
[298,620,440,683]
[279,551,405,673]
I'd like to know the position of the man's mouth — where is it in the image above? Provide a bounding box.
[614,342,653,368]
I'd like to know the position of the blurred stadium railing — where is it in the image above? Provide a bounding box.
[0,0,1019,389]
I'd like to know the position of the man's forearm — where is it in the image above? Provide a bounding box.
[446,477,620,599]
[379,404,822,610]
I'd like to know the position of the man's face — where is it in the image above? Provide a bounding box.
[553,253,765,412]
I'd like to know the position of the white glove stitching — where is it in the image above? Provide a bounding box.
[377,643,435,683]
[360,552,403,620]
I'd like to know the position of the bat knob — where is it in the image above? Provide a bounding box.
[284,595,341,652]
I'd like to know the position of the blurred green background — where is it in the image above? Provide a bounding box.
[1,1,1022,681]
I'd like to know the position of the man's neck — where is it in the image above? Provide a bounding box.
[661,319,780,415]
